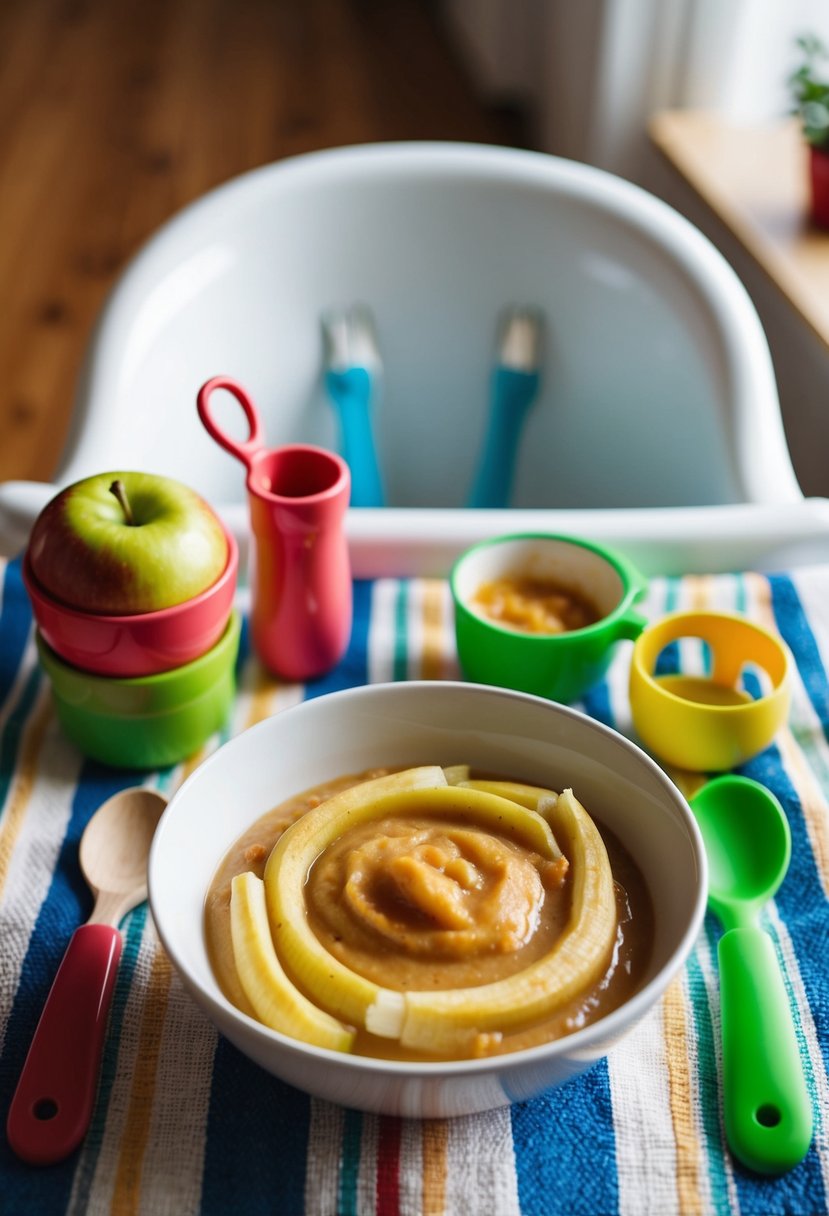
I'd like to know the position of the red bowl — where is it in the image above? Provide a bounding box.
[22,524,239,677]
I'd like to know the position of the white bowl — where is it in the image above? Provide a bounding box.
[148,681,706,1118]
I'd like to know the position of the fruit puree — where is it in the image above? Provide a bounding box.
[307,815,569,990]
[472,575,600,634]
[204,768,653,1060]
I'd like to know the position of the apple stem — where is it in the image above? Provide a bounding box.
[109,479,135,526]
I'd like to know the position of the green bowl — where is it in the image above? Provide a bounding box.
[36,611,241,769]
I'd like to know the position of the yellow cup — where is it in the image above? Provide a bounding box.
[629,611,792,772]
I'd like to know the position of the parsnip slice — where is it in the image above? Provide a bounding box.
[443,765,471,785]
[458,780,562,856]
[230,871,354,1052]
[264,767,447,1031]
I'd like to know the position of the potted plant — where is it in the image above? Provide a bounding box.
[788,34,829,229]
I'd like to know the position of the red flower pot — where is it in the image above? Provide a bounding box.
[809,145,829,229]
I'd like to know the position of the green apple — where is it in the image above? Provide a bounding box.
[27,471,229,614]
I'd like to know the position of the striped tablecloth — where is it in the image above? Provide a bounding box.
[1,556,828,1216]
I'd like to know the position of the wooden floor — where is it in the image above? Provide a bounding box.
[0,0,529,485]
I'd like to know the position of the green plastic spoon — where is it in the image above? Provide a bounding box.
[690,775,813,1174]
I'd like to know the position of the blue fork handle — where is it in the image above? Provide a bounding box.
[324,367,385,508]
[467,367,540,509]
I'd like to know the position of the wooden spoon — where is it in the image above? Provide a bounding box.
[6,787,166,1165]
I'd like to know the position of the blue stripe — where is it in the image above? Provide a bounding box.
[0,665,42,820]
[581,679,613,728]
[0,558,33,711]
[393,581,408,682]
[338,1106,363,1216]
[302,579,373,699]
[759,579,829,928]
[0,762,143,1210]
[653,575,682,675]
[764,914,824,1133]
[236,611,251,675]
[511,1058,618,1216]
[200,1040,311,1216]
[0,556,40,822]
[768,573,829,742]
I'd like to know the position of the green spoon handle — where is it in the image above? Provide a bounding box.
[719,926,813,1174]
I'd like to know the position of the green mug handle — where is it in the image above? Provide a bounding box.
[611,554,648,642]
[618,555,649,602]
[612,607,648,642]
[719,927,813,1174]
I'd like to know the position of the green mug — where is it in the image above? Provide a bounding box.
[450,533,648,704]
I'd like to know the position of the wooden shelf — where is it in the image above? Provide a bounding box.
[649,110,829,352]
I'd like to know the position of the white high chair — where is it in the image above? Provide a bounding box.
[2,142,827,574]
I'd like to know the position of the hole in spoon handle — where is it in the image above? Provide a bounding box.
[6,923,122,1165]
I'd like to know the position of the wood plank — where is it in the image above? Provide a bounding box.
[0,0,527,486]
[650,109,829,353]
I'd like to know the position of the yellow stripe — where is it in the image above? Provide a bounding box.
[177,747,210,787]
[244,662,282,730]
[0,690,52,901]
[421,1118,448,1216]
[685,574,714,612]
[671,769,707,803]
[655,577,712,1213]
[666,761,706,1211]
[110,945,174,1215]
[109,743,208,1214]
[662,978,705,1216]
[773,733,829,898]
[419,580,448,681]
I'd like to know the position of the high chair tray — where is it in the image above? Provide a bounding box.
[346,500,829,576]
[2,481,828,577]
[2,483,829,577]
[320,500,829,577]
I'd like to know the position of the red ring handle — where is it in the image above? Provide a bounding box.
[197,375,265,473]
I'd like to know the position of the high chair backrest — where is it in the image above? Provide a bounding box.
[0,143,806,566]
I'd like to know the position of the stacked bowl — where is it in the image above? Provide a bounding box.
[22,472,240,769]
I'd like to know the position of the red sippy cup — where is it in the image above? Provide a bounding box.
[197,376,352,681]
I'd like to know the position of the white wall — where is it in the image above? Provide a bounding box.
[441,0,829,498]
[441,0,829,178]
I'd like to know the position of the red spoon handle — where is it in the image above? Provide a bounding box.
[6,923,122,1165]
